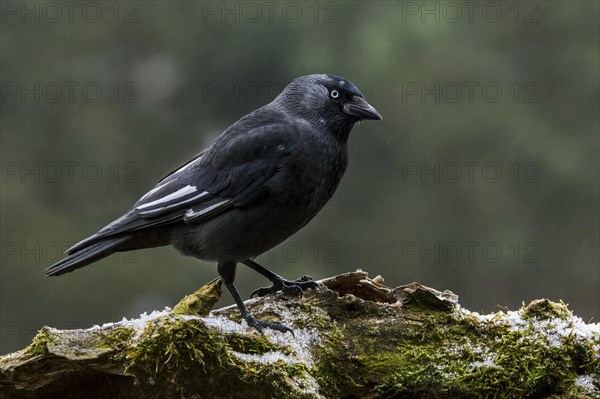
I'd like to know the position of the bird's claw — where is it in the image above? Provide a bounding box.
[245,315,294,335]
[250,275,319,298]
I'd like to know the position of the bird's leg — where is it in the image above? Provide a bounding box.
[217,261,292,334]
[242,259,319,298]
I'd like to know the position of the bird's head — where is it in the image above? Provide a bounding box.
[275,74,382,140]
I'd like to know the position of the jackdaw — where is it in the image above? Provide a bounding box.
[46,74,382,333]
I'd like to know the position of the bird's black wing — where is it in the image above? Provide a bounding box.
[156,148,207,184]
[66,123,300,254]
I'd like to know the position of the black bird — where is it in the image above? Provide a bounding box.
[46,74,382,333]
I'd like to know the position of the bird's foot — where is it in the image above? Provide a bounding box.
[245,314,293,335]
[251,275,319,298]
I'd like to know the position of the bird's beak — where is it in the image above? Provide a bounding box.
[343,96,383,120]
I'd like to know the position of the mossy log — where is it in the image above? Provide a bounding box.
[1,271,598,399]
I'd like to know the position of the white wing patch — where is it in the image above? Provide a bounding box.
[135,185,210,217]
[138,179,177,202]
[139,155,204,203]
[183,199,233,223]
[137,185,197,209]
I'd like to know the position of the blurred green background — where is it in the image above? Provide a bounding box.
[1,1,598,354]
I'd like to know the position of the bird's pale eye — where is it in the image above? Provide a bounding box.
[330,89,340,99]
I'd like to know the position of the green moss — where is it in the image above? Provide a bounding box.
[24,326,55,356]
[226,332,291,356]
[121,315,315,398]
[103,288,600,398]
[13,279,596,398]
[397,321,581,396]
[172,277,222,317]
[97,326,136,351]
[311,291,450,397]
[313,327,355,397]
[124,317,219,374]
[310,295,599,399]
[522,299,572,321]
[6,271,600,399]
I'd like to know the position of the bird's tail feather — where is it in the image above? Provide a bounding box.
[45,235,132,276]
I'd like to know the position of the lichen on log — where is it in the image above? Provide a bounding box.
[1,270,598,398]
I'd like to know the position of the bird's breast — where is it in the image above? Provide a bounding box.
[272,144,348,219]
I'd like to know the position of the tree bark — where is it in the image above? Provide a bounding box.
[1,271,598,398]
